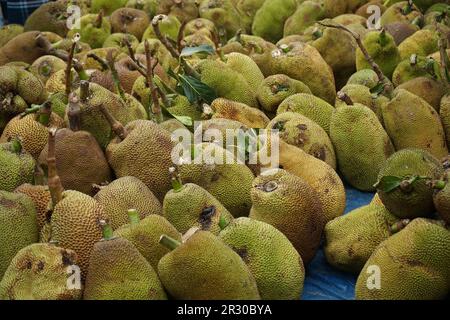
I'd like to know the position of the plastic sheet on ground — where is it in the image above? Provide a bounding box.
[301,187,375,300]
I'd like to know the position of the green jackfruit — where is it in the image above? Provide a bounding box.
[14,184,51,231]
[330,102,395,191]
[347,69,380,88]
[103,33,139,54]
[158,0,199,23]
[0,140,35,192]
[219,217,305,300]
[210,98,270,129]
[440,94,450,148]
[24,1,69,37]
[392,55,441,87]
[0,191,38,278]
[67,13,111,49]
[29,55,66,85]
[376,148,444,219]
[0,243,81,300]
[158,230,260,300]
[198,0,243,41]
[142,15,181,41]
[110,8,150,40]
[382,89,448,159]
[398,29,439,60]
[284,1,325,36]
[356,218,450,300]
[324,204,401,273]
[225,52,265,92]
[84,222,167,300]
[91,0,128,16]
[396,77,445,111]
[380,1,423,27]
[0,24,24,48]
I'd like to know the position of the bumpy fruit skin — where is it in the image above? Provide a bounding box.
[198,0,243,40]
[38,129,112,196]
[324,204,400,274]
[0,113,65,159]
[382,89,448,159]
[91,0,128,16]
[225,52,265,92]
[252,0,297,42]
[377,149,444,219]
[0,243,81,300]
[271,42,336,104]
[220,217,305,300]
[163,183,234,235]
[276,142,346,223]
[331,103,395,191]
[398,29,439,61]
[269,112,336,169]
[347,69,379,88]
[392,56,440,87]
[84,237,167,300]
[14,184,51,231]
[158,230,260,300]
[396,77,445,111]
[277,93,335,134]
[30,55,66,85]
[356,219,450,300]
[0,24,24,47]
[158,0,199,23]
[114,214,181,269]
[23,1,69,37]
[94,176,162,230]
[67,14,112,49]
[249,169,325,264]
[231,0,265,32]
[0,191,38,278]
[105,120,174,202]
[356,31,401,79]
[178,143,255,218]
[0,143,35,192]
[0,32,48,65]
[433,180,450,224]
[196,59,259,108]
[440,95,450,148]
[51,191,108,279]
[110,8,150,41]
[103,33,140,54]
[284,1,325,36]
[210,98,269,129]
[143,15,181,41]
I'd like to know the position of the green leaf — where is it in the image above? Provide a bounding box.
[370,82,385,96]
[160,104,193,126]
[179,74,217,104]
[180,45,215,57]
[374,176,403,193]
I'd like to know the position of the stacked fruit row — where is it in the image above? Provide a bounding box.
[0,0,449,300]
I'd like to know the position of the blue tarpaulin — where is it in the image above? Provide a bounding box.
[302,187,374,300]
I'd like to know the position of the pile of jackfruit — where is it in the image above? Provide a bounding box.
[0,0,449,300]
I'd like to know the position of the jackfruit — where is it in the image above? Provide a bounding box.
[110,8,150,41]
[14,184,51,231]
[29,55,66,85]
[0,24,24,48]
[51,190,108,279]
[384,22,420,45]
[268,112,336,169]
[209,98,270,129]
[0,243,82,300]
[257,74,311,114]
[356,30,401,79]
[398,29,439,60]
[284,1,325,36]
[142,15,181,41]
[380,1,423,27]
[24,1,69,37]
[158,230,260,300]
[198,0,243,41]
[67,13,112,49]
[0,32,47,65]
[219,217,305,300]
[0,140,35,192]
[91,0,128,16]
[355,218,450,300]
[347,69,379,88]
[433,177,450,224]
[94,176,162,230]
[126,0,159,17]
[382,89,448,159]
[84,221,167,300]
[0,191,38,278]
[103,33,139,54]
[225,52,265,92]
[330,102,394,191]
[440,94,450,147]
[163,169,234,235]
[249,169,325,264]
[392,55,440,86]
[114,210,182,269]
[277,93,335,134]
[376,148,444,219]
[271,41,336,104]
[396,77,445,111]
[231,0,265,32]
[324,204,402,273]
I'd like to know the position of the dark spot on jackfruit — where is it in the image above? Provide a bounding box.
[26,260,32,270]
[0,197,18,208]
[234,247,249,263]
[347,247,354,257]
[312,146,326,161]
[61,250,74,266]
[199,206,216,230]
[37,260,44,271]
[297,124,307,131]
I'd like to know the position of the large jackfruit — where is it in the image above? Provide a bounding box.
[249,169,325,264]
[94,176,162,230]
[0,191,39,278]
[84,222,167,300]
[219,217,305,300]
[0,243,82,300]
[382,89,448,159]
[355,219,450,300]
[0,32,48,66]
[0,140,35,192]
[114,210,182,270]
[210,98,270,129]
[284,1,325,36]
[324,204,401,274]
[398,29,439,60]
[158,230,260,300]
[330,102,395,191]
[14,184,51,231]
[198,0,243,40]
[0,24,24,48]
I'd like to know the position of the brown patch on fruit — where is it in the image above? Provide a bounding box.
[199,206,216,230]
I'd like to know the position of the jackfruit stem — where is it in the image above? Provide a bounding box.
[144,40,163,123]
[47,128,64,207]
[169,166,183,191]
[33,164,46,186]
[98,104,128,140]
[79,80,90,102]
[124,39,146,75]
[106,50,126,101]
[86,53,109,71]
[389,219,410,234]
[65,41,77,96]
[317,22,394,98]
[401,0,414,15]
[68,93,81,132]
[159,235,181,250]
[234,29,242,44]
[94,9,104,29]
[337,91,354,105]
[218,215,229,230]
[20,104,41,118]
[10,137,22,154]
[435,22,450,90]
[378,29,388,47]
[127,209,140,225]
[177,21,188,53]
[100,220,114,240]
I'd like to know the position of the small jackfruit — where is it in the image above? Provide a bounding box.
[0,140,35,192]
[110,8,150,40]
